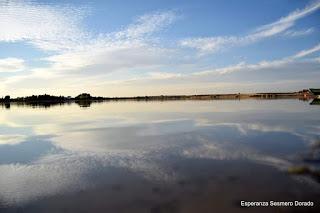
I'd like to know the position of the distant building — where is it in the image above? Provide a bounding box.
[309,88,320,96]
[298,89,312,99]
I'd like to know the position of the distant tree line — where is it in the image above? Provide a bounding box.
[15,94,67,102]
[0,93,105,103]
[0,95,10,102]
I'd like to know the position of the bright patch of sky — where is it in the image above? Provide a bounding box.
[0,0,319,97]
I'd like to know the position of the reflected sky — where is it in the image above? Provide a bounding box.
[0,100,319,212]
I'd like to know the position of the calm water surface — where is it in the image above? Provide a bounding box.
[0,100,319,212]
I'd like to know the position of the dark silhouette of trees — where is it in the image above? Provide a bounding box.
[1,93,104,105]
[74,93,104,107]
[4,95,10,101]
[0,95,10,103]
[75,93,92,100]
[75,93,104,101]
[14,94,67,102]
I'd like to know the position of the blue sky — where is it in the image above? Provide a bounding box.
[0,0,319,97]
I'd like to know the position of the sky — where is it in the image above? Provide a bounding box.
[0,0,319,97]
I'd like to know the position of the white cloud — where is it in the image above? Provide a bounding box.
[104,43,320,84]
[26,10,178,74]
[0,0,88,51]
[115,11,177,39]
[180,36,238,55]
[292,43,320,59]
[43,40,174,73]
[0,5,178,91]
[180,0,320,54]
[0,58,25,72]
[193,43,320,76]
[283,28,315,37]
[147,72,182,79]
[0,135,26,145]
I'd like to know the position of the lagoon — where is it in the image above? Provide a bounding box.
[0,99,319,212]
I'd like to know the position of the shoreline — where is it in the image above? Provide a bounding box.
[1,91,317,102]
[0,91,318,108]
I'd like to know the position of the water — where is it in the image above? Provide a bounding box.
[0,99,319,212]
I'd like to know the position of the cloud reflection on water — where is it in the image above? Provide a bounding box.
[0,100,319,206]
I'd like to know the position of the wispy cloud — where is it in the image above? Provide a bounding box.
[1,6,179,93]
[0,58,25,72]
[35,11,178,78]
[180,0,320,55]
[193,43,320,76]
[283,27,315,37]
[1,0,177,75]
[292,43,320,58]
[0,0,89,51]
[115,11,177,39]
[107,43,320,81]
[147,72,182,79]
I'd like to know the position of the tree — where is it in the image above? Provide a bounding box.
[75,93,91,100]
[4,95,10,102]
